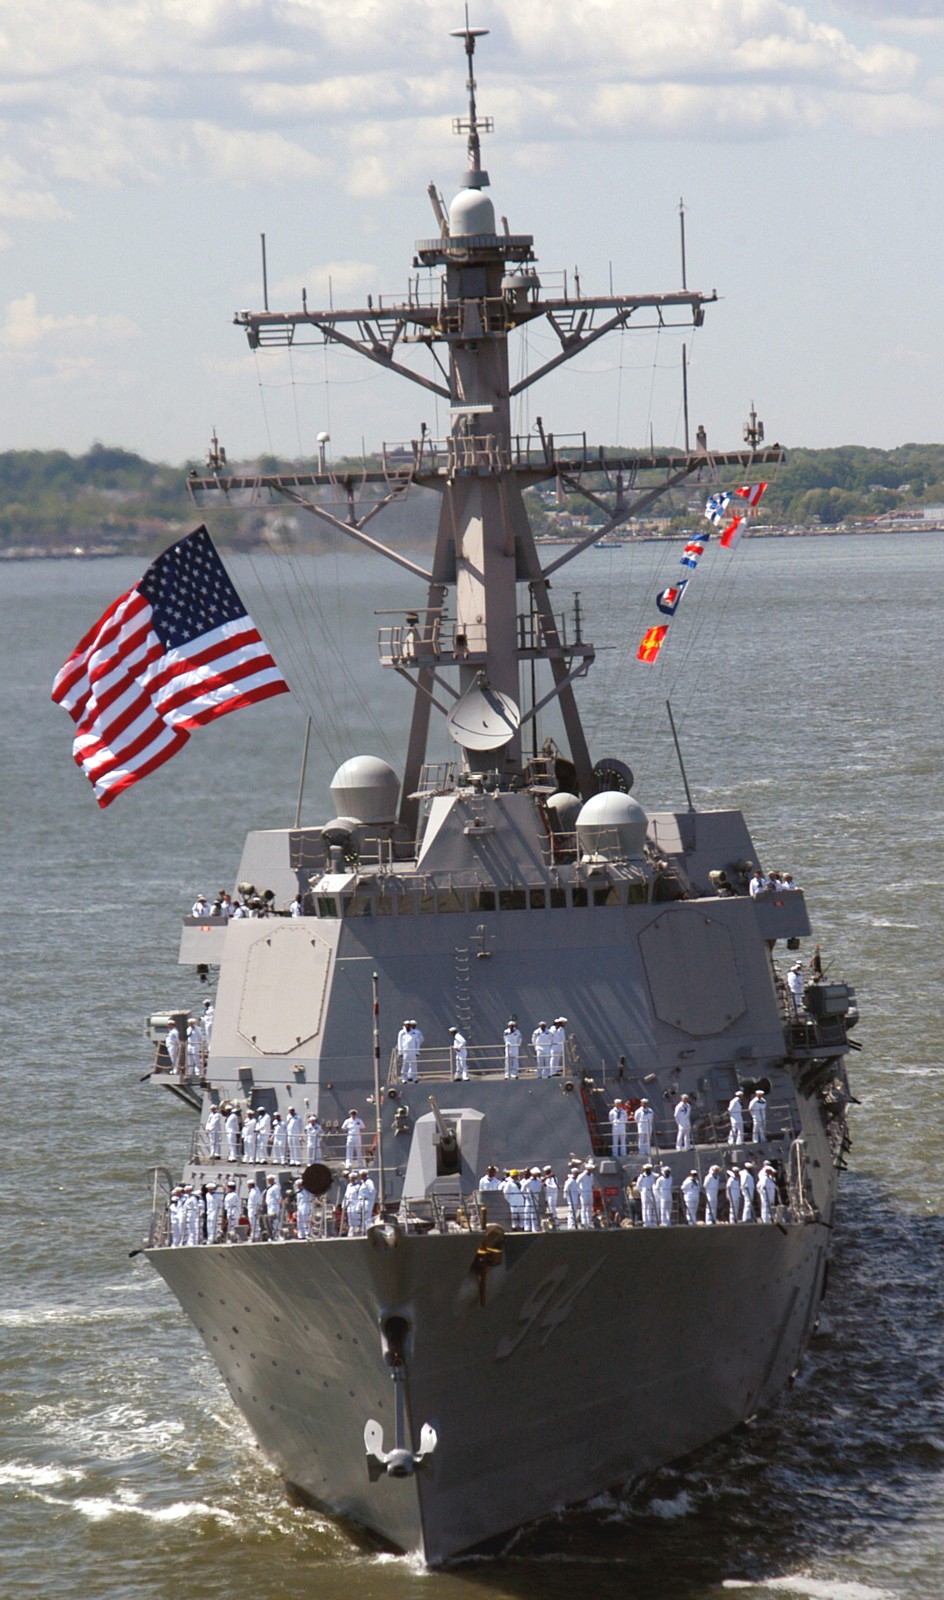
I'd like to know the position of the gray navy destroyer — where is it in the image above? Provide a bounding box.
[144,21,858,1565]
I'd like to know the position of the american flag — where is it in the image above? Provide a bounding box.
[52,526,289,807]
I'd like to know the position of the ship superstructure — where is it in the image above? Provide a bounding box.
[145,23,857,1564]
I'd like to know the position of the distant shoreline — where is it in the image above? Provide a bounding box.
[1,521,941,562]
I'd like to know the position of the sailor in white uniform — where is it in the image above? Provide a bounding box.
[342,1110,365,1166]
[270,1113,287,1164]
[479,1165,502,1191]
[609,1100,628,1158]
[576,1162,596,1229]
[341,1173,362,1235]
[531,1022,552,1078]
[563,1165,581,1229]
[264,1176,283,1238]
[254,1109,272,1163]
[522,1168,544,1232]
[749,1089,768,1143]
[169,1187,184,1246]
[397,1021,412,1078]
[241,1111,256,1163]
[290,893,304,917]
[223,1181,240,1240]
[654,1165,674,1226]
[205,1182,223,1243]
[634,1098,654,1159]
[758,1163,778,1223]
[286,1107,303,1164]
[182,1186,203,1246]
[787,961,806,1016]
[295,1180,313,1240]
[725,1166,742,1223]
[224,1107,240,1162]
[674,1093,693,1150]
[636,1164,657,1226]
[247,1181,263,1241]
[305,1115,323,1164]
[164,1023,181,1075]
[401,1024,420,1083]
[449,1027,469,1080]
[503,1021,522,1078]
[356,1170,377,1233]
[542,1166,559,1222]
[549,1019,567,1075]
[204,1104,223,1159]
[186,1018,204,1076]
[740,1163,756,1222]
[681,1170,701,1225]
[502,1170,525,1229]
[727,1090,745,1145]
[703,1165,722,1224]
[201,999,214,1044]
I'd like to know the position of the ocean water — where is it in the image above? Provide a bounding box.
[1,532,942,1600]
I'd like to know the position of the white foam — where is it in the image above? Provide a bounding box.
[723,1576,900,1600]
[0,1461,83,1489]
[647,1489,693,1519]
[0,1303,155,1330]
[71,1493,237,1526]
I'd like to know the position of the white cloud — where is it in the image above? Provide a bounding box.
[0,291,137,354]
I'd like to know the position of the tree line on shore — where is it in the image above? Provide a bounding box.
[2,440,943,554]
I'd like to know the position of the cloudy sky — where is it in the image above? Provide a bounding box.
[2,0,942,465]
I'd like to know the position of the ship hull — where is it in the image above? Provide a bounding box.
[148,1211,831,1563]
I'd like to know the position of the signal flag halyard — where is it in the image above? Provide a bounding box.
[637,624,669,664]
[51,526,290,807]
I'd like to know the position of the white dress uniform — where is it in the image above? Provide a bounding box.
[223,1187,240,1239]
[305,1117,323,1163]
[204,1107,223,1159]
[202,1003,214,1043]
[727,1094,745,1144]
[241,1114,256,1163]
[522,1171,544,1232]
[183,1190,203,1246]
[542,1170,559,1222]
[290,895,303,917]
[286,1110,303,1164]
[740,1168,756,1222]
[186,1021,204,1076]
[674,1096,693,1150]
[451,1031,469,1080]
[296,1187,313,1239]
[164,1025,181,1074]
[224,1110,240,1162]
[758,1167,777,1223]
[264,1178,282,1237]
[609,1103,628,1157]
[341,1176,361,1234]
[749,1092,768,1142]
[576,1167,596,1229]
[479,1170,502,1191]
[531,1025,552,1078]
[563,1171,580,1229]
[401,1031,420,1083]
[681,1172,701,1224]
[254,1111,272,1163]
[636,1168,657,1227]
[634,1103,654,1159]
[169,1190,184,1246]
[358,1174,377,1233]
[503,1025,522,1078]
[787,966,805,1015]
[342,1113,365,1165]
[654,1168,673,1226]
[205,1185,223,1242]
[247,1184,263,1241]
[548,1022,565,1075]
[396,1024,412,1078]
[502,1174,524,1229]
[725,1169,741,1223]
[703,1167,721,1224]
[270,1116,287,1163]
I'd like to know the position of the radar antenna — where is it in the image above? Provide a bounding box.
[450,10,492,184]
